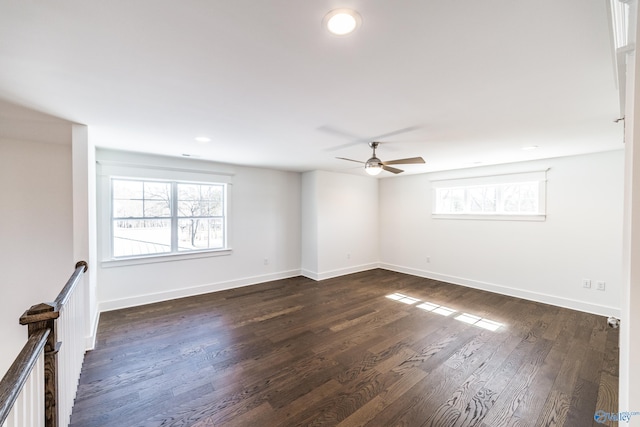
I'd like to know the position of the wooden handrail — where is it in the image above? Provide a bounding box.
[0,261,88,427]
[18,261,88,327]
[0,328,49,425]
[54,261,88,310]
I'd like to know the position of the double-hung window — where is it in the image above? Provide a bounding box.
[432,170,547,221]
[112,178,227,258]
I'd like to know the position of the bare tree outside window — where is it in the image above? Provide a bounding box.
[434,181,542,216]
[177,183,224,251]
[111,179,226,258]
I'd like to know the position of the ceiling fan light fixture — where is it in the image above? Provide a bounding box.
[323,9,361,36]
[365,158,383,175]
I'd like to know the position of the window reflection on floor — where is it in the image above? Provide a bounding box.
[385,293,421,304]
[386,292,504,331]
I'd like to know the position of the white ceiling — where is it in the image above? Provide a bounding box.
[0,0,624,176]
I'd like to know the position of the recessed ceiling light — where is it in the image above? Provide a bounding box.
[522,145,539,151]
[195,136,211,143]
[323,9,362,36]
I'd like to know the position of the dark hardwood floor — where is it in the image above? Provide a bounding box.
[70,269,619,426]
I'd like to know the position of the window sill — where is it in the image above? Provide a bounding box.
[432,214,546,222]
[101,248,232,268]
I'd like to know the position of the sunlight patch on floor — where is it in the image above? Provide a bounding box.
[386,293,504,331]
[385,293,421,304]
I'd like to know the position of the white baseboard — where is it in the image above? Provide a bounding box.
[300,269,319,281]
[379,263,621,318]
[84,310,100,351]
[97,263,620,318]
[301,263,379,282]
[99,269,301,312]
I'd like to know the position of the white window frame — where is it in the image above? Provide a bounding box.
[431,169,548,221]
[98,161,234,267]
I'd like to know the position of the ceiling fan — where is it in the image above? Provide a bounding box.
[337,142,425,175]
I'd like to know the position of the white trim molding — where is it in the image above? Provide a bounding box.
[99,269,302,312]
[301,263,379,281]
[379,263,621,318]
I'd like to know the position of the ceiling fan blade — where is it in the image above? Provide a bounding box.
[319,126,369,151]
[326,141,365,152]
[318,125,364,140]
[381,157,425,166]
[371,125,422,140]
[336,157,365,164]
[321,125,421,151]
[382,165,404,174]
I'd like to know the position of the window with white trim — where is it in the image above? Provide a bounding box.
[112,178,227,258]
[432,170,547,221]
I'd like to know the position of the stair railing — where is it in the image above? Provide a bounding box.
[0,261,88,427]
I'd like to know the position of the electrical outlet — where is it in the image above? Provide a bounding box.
[264,258,269,265]
[582,279,591,289]
[347,253,351,259]
[597,281,606,291]
[426,256,431,263]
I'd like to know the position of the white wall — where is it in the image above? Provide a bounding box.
[72,125,99,349]
[379,150,624,316]
[301,172,318,275]
[301,170,379,280]
[620,1,640,417]
[96,149,302,311]
[0,138,74,377]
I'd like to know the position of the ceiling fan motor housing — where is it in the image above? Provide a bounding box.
[365,156,382,169]
[365,156,383,175]
[366,142,382,172]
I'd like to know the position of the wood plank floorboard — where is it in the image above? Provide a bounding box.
[70,270,619,426]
